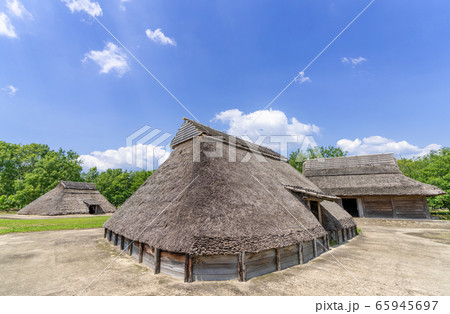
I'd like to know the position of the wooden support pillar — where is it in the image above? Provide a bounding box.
[120,235,125,250]
[298,243,303,265]
[276,248,281,271]
[325,235,329,250]
[238,252,246,282]
[154,248,161,274]
[104,228,107,238]
[313,238,317,257]
[343,229,347,242]
[184,254,191,283]
[138,243,144,263]
[128,240,132,256]
[113,233,118,246]
[107,230,112,241]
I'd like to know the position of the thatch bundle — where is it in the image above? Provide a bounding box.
[18,181,115,215]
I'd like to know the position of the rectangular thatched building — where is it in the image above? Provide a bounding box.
[303,154,445,219]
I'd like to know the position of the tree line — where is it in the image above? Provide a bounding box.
[1,141,448,210]
[0,141,152,209]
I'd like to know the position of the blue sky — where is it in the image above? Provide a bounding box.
[1,0,449,170]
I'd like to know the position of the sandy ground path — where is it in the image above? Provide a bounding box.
[0,218,449,296]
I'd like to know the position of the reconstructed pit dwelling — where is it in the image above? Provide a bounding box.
[303,154,445,219]
[104,118,356,282]
[18,181,115,215]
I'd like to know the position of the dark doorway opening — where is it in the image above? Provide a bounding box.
[342,198,359,217]
[309,201,321,223]
[88,205,96,214]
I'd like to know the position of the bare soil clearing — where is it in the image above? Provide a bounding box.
[0,218,449,296]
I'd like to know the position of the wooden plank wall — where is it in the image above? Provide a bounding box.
[364,197,394,218]
[106,233,344,282]
[393,196,428,219]
[302,240,314,263]
[160,251,185,279]
[245,249,277,280]
[192,255,239,281]
[280,245,300,270]
[131,242,140,260]
[142,245,155,269]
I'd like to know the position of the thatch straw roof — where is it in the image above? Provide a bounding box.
[18,181,115,215]
[303,154,445,197]
[104,119,355,256]
[320,200,356,231]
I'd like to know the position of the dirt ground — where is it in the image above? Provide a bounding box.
[0,218,449,296]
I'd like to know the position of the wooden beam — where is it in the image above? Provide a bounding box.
[128,240,132,256]
[184,254,190,283]
[113,233,118,246]
[313,238,317,257]
[238,252,246,282]
[298,243,303,265]
[188,255,193,283]
[120,235,125,250]
[138,243,144,263]
[276,248,281,271]
[107,230,112,241]
[325,235,329,250]
[154,248,161,274]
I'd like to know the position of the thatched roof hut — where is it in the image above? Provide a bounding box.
[303,154,445,219]
[104,118,356,282]
[18,181,115,216]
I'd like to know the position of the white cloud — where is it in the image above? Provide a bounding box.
[61,0,102,17]
[82,42,130,76]
[213,109,320,154]
[145,28,176,46]
[79,144,170,171]
[6,0,32,19]
[341,56,366,66]
[337,135,441,158]
[119,0,131,11]
[2,85,18,96]
[295,71,311,84]
[0,12,17,38]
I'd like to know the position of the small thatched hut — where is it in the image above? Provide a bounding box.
[303,154,445,219]
[18,181,115,215]
[104,118,356,282]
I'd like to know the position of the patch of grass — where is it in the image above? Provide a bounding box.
[0,216,109,235]
[0,210,19,215]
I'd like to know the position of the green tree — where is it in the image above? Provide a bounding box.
[398,148,449,209]
[289,145,348,173]
[10,149,83,208]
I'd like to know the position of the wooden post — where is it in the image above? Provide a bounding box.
[325,235,329,250]
[113,233,118,246]
[154,248,161,274]
[120,235,125,250]
[128,240,133,256]
[276,248,281,271]
[298,243,303,265]
[343,229,347,242]
[184,254,190,283]
[238,252,246,282]
[107,230,112,241]
[104,228,107,238]
[138,243,144,263]
[313,238,317,257]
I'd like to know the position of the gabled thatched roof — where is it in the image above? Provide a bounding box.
[18,181,115,215]
[104,119,348,256]
[171,118,287,161]
[303,154,445,197]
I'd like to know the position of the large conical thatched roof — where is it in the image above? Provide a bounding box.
[18,181,116,215]
[303,154,445,197]
[104,118,352,256]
